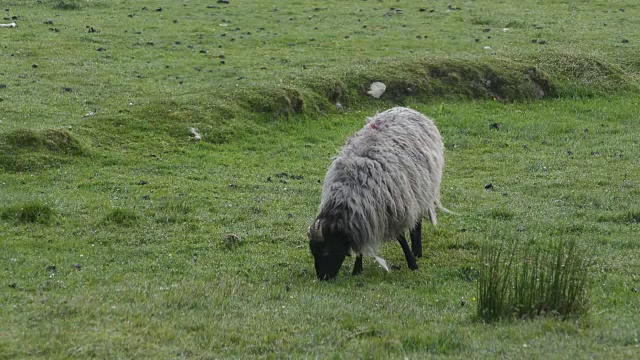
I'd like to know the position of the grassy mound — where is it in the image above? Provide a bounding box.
[1,202,55,224]
[0,128,87,172]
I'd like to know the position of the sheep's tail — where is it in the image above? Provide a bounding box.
[427,201,458,226]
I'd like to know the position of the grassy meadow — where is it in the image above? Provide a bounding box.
[1,0,640,358]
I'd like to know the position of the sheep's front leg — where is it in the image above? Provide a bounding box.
[352,254,363,275]
[410,220,423,258]
[397,234,419,270]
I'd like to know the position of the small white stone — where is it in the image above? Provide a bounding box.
[189,127,202,141]
[367,82,386,99]
[483,46,492,50]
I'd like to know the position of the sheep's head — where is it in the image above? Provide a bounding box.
[308,217,350,280]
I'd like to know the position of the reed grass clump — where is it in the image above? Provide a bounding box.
[478,238,591,322]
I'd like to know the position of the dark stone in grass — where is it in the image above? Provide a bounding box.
[218,0,229,3]
[489,122,501,130]
[44,19,54,25]
[142,195,150,200]
[97,47,106,52]
[419,8,426,12]
[485,183,494,190]
[220,60,225,64]
[538,40,547,44]
[531,39,538,43]
[483,28,491,32]
[146,41,154,45]
[63,87,72,92]
[474,38,480,42]
[567,150,574,155]
[621,39,629,43]
[137,180,148,185]
[155,7,162,12]
[0,84,7,89]
[46,265,56,272]
[72,263,82,270]
[199,49,207,53]
[9,282,17,289]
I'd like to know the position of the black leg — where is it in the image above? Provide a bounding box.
[352,254,363,275]
[397,234,419,270]
[410,220,423,258]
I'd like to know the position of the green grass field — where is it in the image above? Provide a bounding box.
[1,0,639,358]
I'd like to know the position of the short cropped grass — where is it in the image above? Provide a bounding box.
[2,0,640,359]
[2,97,640,358]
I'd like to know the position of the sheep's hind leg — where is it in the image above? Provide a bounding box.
[352,254,363,275]
[397,234,419,270]
[410,220,423,258]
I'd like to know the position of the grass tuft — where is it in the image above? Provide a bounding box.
[478,238,591,322]
[101,208,140,227]
[1,202,54,224]
[222,234,244,250]
[597,210,640,224]
[53,0,81,10]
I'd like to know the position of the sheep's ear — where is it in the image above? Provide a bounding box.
[309,219,324,242]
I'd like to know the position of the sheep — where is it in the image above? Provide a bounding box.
[308,107,451,280]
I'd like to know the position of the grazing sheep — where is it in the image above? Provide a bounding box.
[308,107,451,280]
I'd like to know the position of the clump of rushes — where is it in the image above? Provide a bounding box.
[478,237,591,322]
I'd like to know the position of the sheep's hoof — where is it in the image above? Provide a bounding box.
[409,263,419,271]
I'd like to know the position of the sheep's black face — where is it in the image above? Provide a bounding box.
[310,239,349,280]
[308,220,350,280]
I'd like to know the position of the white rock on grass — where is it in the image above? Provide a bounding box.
[189,127,202,141]
[367,82,386,99]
